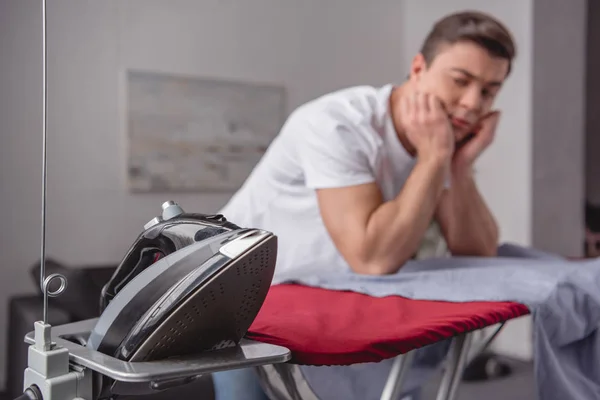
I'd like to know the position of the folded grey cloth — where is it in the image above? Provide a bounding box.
[274,244,600,400]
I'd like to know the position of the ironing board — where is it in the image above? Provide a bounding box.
[247,284,530,400]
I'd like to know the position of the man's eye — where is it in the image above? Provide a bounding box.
[453,78,469,87]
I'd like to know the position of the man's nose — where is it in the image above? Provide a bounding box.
[459,87,483,113]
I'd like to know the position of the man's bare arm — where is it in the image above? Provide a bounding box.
[316,155,448,275]
[434,110,502,256]
[436,168,499,256]
[313,91,454,275]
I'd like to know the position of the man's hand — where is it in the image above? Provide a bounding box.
[436,110,501,257]
[401,91,455,165]
[453,111,501,171]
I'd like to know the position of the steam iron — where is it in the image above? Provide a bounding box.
[89,200,277,360]
[85,200,278,396]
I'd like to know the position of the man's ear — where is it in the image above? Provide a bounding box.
[409,53,427,82]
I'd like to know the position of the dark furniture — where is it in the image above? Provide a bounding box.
[5,259,215,399]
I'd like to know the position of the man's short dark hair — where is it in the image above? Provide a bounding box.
[420,11,517,75]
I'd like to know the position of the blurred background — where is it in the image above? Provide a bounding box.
[0,0,595,398]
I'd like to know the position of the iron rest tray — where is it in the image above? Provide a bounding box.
[24,318,291,383]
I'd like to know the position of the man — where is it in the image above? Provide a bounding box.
[213,9,516,400]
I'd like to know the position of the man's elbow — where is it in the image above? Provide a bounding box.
[481,228,500,256]
[447,237,498,257]
[349,262,396,276]
[482,240,499,257]
[347,250,409,276]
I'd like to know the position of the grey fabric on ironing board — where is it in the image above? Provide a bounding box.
[271,244,600,400]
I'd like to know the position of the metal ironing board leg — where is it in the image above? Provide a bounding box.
[435,333,474,400]
[255,332,478,400]
[379,352,415,400]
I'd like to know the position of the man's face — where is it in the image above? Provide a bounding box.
[410,40,509,143]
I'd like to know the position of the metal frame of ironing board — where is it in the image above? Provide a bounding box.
[378,308,508,399]
[255,320,509,400]
[381,333,473,400]
[255,332,474,400]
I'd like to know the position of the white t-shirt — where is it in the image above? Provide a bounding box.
[218,84,418,280]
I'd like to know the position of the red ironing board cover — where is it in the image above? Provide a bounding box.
[247,284,530,366]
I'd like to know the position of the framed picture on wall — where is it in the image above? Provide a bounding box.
[124,69,286,193]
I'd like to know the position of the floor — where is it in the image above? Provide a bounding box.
[422,358,535,400]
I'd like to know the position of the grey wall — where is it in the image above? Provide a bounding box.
[532,0,587,257]
[587,0,600,206]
